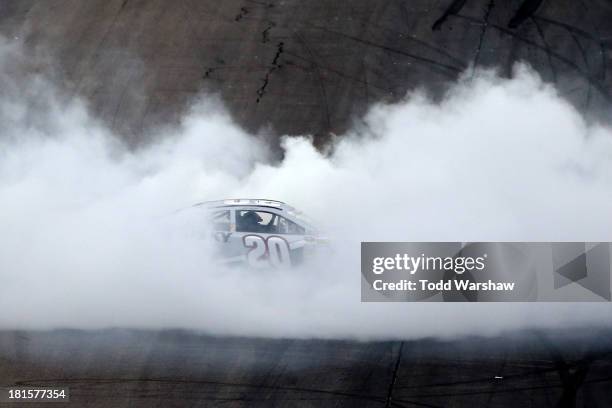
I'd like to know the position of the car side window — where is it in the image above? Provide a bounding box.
[236,210,305,235]
[211,210,231,231]
[237,210,276,233]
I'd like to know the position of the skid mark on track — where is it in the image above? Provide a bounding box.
[534,14,607,83]
[301,23,464,77]
[432,0,467,31]
[284,50,395,93]
[472,0,495,70]
[530,17,557,82]
[245,0,275,8]
[371,20,468,69]
[291,31,331,130]
[15,377,390,404]
[556,21,592,107]
[451,14,612,102]
[508,0,545,29]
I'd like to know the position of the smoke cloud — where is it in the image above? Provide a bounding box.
[1,37,611,339]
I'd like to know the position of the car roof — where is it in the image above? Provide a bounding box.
[193,199,295,212]
[191,198,318,232]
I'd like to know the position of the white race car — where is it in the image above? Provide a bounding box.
[194,199,326,268]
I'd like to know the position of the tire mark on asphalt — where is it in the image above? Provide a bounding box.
[14,377,389,404]
[245,0,275,8]
[369,20,468,69]
[577,0,607,82]
[391,374,612,400]
[537,334,609,408]
[508,0,545,29]
[530,17,558,82]
[385,342,404,408]
[432,0,467,31]
[394,350,612,390]
[69,0,132,97]
[362,56,370,106]
[283,50,395,93]
[291,31,332,131]
[562,24,592,108]
[472,0,495,71]
[300,23,464,77]
[535,12,608,83]
[452,14,612,102]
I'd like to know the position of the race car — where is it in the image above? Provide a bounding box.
[193,199,325,268]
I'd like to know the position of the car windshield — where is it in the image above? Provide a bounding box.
[287,211,317,233]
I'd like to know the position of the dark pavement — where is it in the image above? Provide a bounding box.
[1,0,611,145]
[1,329,612,407]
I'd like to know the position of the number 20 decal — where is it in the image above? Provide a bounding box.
[243,235,291,268]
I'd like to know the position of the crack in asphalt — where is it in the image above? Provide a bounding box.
[385,342,404,408]
[235,6,249,22]
[262,22,275,43]
[256,41,284,103]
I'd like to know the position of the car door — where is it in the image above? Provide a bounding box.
[231,208,306,268]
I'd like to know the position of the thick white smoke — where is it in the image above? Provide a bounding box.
[1,38,611,339]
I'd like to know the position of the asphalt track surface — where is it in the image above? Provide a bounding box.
[1,0,611,145]
[2,329,612,407]
[1,1,612,407]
